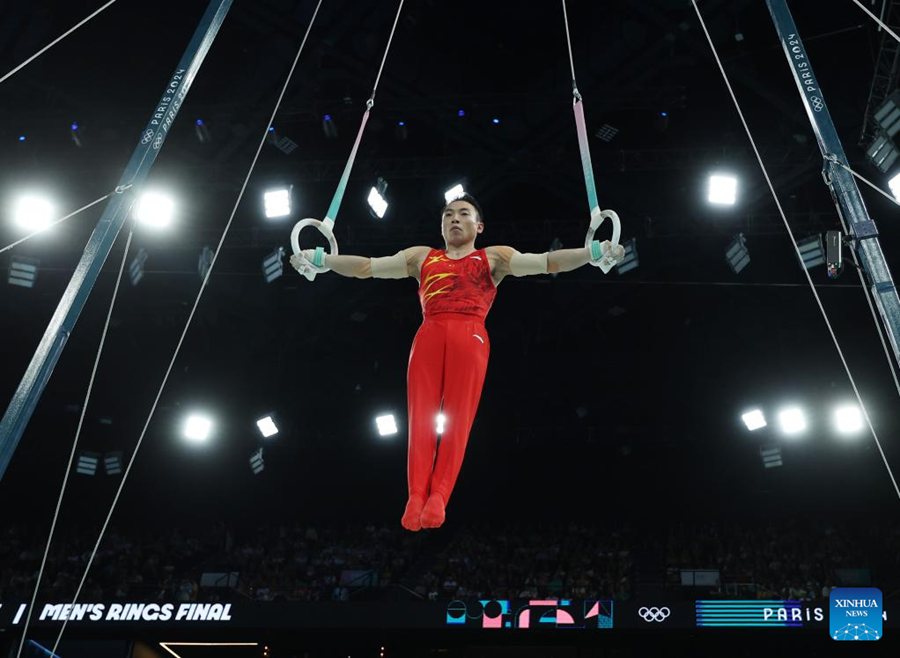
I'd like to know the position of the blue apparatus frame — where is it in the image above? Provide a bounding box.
[0,0,234,480]
[766,0,900,368]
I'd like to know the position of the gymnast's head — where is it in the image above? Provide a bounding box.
[441,193,484,246]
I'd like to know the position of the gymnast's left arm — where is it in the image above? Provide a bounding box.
[487,245,593,282]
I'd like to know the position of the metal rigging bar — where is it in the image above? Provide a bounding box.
[0,0,234,480]
[766,0,900,370]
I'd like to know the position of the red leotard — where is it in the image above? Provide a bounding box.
[406,248,497,506]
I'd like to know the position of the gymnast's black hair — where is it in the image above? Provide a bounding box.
[442,193,484,223]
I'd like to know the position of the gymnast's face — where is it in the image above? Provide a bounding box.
[441,200,483,247]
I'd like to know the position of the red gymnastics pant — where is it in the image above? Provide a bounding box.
[406,312,490,504]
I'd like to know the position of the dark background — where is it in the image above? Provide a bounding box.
[0,0,898,535]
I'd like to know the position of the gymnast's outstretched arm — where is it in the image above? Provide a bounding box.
[487,241,622,283]
[290,246,430,279]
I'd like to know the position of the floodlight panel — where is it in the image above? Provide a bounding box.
[184,414,213,443]
[890,173,900,202]
[9,257,39,288]
[375,414,398,436]
[135,192,175,228]
[708,175,737,205]
[834,404,864,434]
[616,238,639,274]
[444,184,465,204]
[777,407,806,435]
[257,416,278,438]
[13,195,55,231]
[367,187,388,219]
[264,189,291,218]
[741,409,766,431]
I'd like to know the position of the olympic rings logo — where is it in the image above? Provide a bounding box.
[810,96,824,112]
[153,135,164,150]
[638,606,670,622]
[141,129,155,145]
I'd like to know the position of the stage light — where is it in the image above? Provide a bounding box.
[491,117,501,125]
[134,191,174,228]
[129,248,148,286]
[194,118,211,143]
[436,413,446,435]
[867,90,900,172]
[741,409,766,431]
[660,111,668,118]
[266,127,298,154]
[708,174,737,205]
[18,135,26,142]
[76,452,100,476]
[457,109,466,117]
[725,233,750,274]
[198,246,214,280]
[889,172,900,202]
[616,238,639,274]
[759,445,783,469]
[70,121,82,148]
[13,195,55,231]
[104,452,123,476]
[834,404,864,435]
[595,124,619,142]
[249,447,264,475]
[322,114,338,139]
[183,414,213,443]
[375,414,398,437]
[444,184,465,204]
[264,188,291,219]
[9,256,39,288]
[256,415,278,438]
[262,246,285,283]
[368,177,389,219]
[797,235,825,269]
[777,406,806,436]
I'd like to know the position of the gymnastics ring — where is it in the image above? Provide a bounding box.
[584,208,622,274]
[290,217,339,282]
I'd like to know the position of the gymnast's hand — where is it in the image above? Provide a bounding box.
[595,240,625,265]
[289,250,316,274]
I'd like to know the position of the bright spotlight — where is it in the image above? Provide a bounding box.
[834,404,864,435]
[436,413,446,435]
[777,406,806,436]
[183,414,213,443]
[444,184,465,204]
[708,174,737,205]
[13,195,55,231]
[134,191,175,228]
[264,188,291,219]
[889,172,900,202]
[256,415,279,438]
[367,185,388,219]
[741,409,766,431]
[375,414,398,437]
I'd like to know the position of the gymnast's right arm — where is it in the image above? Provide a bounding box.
[291,246,430,279]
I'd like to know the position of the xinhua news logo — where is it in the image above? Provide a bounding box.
[830,588,882,641]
